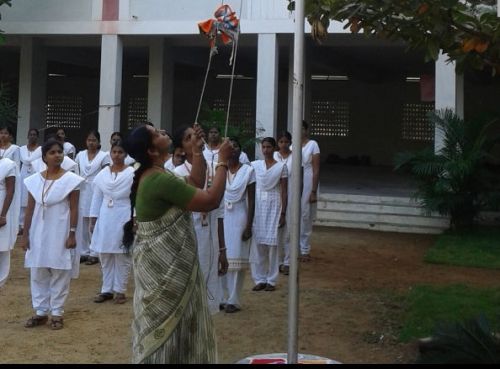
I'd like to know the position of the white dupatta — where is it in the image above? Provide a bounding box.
[253,160,285,191]
[77,150,109,180]
[225,164,254,206]
[93,166,134,201]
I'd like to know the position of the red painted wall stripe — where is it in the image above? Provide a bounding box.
[102,0,119,21]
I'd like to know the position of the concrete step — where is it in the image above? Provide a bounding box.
[314,218,445,234]
[317,200,442,217]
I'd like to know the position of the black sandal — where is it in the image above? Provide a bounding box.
[85,256,99,265]
[24,315,48,328]
[94,292,114,303]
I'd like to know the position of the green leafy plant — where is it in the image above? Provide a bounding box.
[416,314,500,364]
[287,0,500,74]
[395,109,499,229]
[0,82,17,128]
[197,103,265,157]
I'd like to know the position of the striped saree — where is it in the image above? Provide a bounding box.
[131,206,217,364]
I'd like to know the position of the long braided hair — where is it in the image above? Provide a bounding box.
[122,125,154,251]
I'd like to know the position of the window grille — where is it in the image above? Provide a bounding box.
[402,103,435,141]
[127,97,148,130]
[311,100,350,137]
[209,98,256,137]
[46,96,83,129]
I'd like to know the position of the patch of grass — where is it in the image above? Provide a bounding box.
[425,226,500,269]
[399,284,500,342]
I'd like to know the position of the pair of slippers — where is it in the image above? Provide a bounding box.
[24,315,63,330]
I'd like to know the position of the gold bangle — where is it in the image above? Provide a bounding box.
[215,162,228,171]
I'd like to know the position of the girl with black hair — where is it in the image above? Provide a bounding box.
[89,140,134,304]
[0,125,20,167]
[19,128,41,234]
[123,123,232,364]
[107,132,136,166]
[22,139,84,330]
[75,130,110,265]
[55,128,76,159]
[250,137,288,292]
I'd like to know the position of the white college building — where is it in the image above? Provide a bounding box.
[1,0,499,233]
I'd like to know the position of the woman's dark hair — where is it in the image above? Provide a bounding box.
[111,139,127,153]
[302,120,309,130]
[277,131,292,142]
[0,125,14,136]
[262,137,277,148]
[41,139,64,163]
[172,124,191,150]
[229,137,241,149]
[86,130,101,142]
[111,131,123,140]
[122,125,154,250]
[28,128,40,137]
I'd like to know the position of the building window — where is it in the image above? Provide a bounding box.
[209,98,256,137]
[311,100,350,137]
[46,96,83,129]
[127,97,148,130]
[402,103,435,141]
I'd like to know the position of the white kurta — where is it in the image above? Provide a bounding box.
[251,160,287,246]
[274,151,293,265]
[20,146,42,207]
[223,164,255,271]
[31,156,79,174]
[0,145,20,167]
[175,160,221,315]
[203,146,250,165]
[0,158,21,252]
[164,157,176,172]
[24,171,84,271]
[301,140,320,255]
[63,142,76,158]
[89,166,134,254]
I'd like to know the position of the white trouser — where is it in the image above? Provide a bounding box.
[30,267,72,317]
[220,270,246,307]
[99,253,131,294]
[19,207,26,229]
[278,227,290,266]
[77,217,98,257]
[0,251,10,288]
[300,205,313,255]
[251,244,279,286]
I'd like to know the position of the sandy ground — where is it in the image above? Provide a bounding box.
[1,226,500,364]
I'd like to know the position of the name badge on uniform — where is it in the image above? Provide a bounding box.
[225,201,233,210]
[107,199,114,208]
[27,164,33,174]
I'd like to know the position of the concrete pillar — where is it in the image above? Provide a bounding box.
[16,38,47,144]
[287,43,294,133]
[255,33,279,159]
[147,38,174,134]
[98,34,123,151]
[434,51,464,152]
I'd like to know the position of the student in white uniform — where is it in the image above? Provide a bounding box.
[19,129,42,234]
[250,137,287,292]
[89,141,134,304]
[164,146,185,172]
[274,131,293,275]
[203,125,250,166]
[56,128,76,159]
[0,157,20,289]
[22,139,84,330]
[75,130,110,265]
[0,125,20,167]
[173,124,228,315]
[220,138,255,313]
[299,121,320,262]
[107,132,136,167]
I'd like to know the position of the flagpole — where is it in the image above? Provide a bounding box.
[287,0,304,364]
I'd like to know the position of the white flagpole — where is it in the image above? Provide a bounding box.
[287,0,304,364]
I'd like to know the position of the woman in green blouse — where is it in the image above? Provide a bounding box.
[123,124,232,364]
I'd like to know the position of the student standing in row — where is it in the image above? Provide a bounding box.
[0,156,20,289]
[56,128,76,160]
[174,125,227,315]
[22,139,84,330]
[220,138,255,313]
[19,129,42,234]
[107,132,136,166]
[250,137,287,292]
[299,121,320,262]
[90,141,134,304]
[0,125,20,167]
[75,130,110,265]
[274,131,293,275]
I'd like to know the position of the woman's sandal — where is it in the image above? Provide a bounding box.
[50,317,64,330]
[94,292,114,303]
[85,256,99,265]
[24,315,48,328]
[114,293,127,304]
